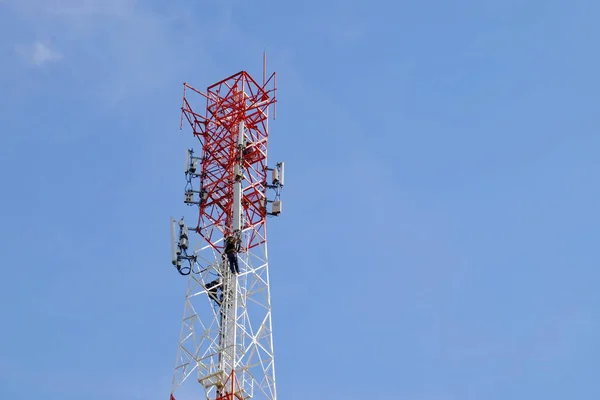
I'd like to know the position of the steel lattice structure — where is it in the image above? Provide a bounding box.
[169,64,283,400]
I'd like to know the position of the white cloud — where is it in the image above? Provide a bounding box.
[4,0,207,107]
[13,41,62,66]
[30,41,62,65]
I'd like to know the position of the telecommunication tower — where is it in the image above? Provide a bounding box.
[169,57,284,400]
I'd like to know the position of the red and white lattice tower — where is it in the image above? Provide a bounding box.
[169,58,283,400]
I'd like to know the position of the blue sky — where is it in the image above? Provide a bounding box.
[1,0,599,399]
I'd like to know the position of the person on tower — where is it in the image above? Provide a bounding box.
[224,233,241,274]
[205,279,222,306]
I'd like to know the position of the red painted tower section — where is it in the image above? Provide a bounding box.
[181,70,276,253]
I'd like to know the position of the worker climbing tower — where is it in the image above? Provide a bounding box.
[169,57,283,400]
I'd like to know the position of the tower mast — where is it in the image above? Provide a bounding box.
[169,60,283,400]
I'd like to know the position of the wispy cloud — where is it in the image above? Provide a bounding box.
[2,0,217,109]
[30,41,62,65]
[13,40,62,66]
